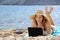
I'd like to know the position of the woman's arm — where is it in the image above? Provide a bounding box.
[45,7,55,26]
[45,22,51,34]
[32,21,36,27]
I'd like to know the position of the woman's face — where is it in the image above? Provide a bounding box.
[35,13,43,23]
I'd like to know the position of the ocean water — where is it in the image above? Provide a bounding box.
[0,5,60,30]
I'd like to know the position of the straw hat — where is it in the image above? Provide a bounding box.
[30,10,44,20]
[36,10,44,15]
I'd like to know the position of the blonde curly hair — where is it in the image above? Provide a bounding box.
[30,10,50,30]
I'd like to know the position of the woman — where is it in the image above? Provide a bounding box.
[46,7,55,32]
[45,6,55,26]
[30,7,55,35]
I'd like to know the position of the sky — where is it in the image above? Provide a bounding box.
[0,5,60,30]
[0,0,60,5]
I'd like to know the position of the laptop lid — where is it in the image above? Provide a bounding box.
[28,27,43,37]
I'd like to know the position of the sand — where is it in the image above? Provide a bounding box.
[0,29,60,40]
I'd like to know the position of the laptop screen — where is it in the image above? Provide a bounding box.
[28,27,43,37]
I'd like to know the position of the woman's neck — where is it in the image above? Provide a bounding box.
[37,22,44,31]
[37,22,42,27]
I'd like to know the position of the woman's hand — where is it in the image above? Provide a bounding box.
[38,26,44,31]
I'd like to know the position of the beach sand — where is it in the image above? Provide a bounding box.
[0,28,60,40]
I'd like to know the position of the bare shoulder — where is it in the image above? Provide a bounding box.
[45,21,50,26]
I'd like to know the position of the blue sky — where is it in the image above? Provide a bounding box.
[0,5,60,30]
[0,0,60,5]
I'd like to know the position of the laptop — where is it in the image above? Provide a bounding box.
[28,27,43,37]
